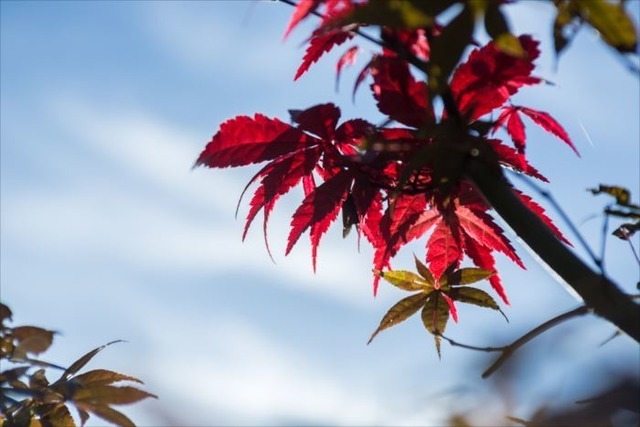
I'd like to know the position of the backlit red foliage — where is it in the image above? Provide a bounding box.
[197,1,575,311]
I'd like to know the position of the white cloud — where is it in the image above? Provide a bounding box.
[2,95,383,307]
[141,311,445,426]
[138,1,299,80]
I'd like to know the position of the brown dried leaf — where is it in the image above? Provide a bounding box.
[12,327,55,355]
[88,405,135,427]
[40,403,76,427]
[0,303,12,325]
[59,340,124,382]
[72,385,157,406]
[72,370,142,387]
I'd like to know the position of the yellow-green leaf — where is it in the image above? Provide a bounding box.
[375,269,432,291]
[450,287,508,321]
[588,184,631,206]
[579,0,638,53]
[443,268,494,287]
[368,292,429,344]
[414,255,435,286]
[493,33,526,58]
[421,293,450,358]
[450,287,498,309]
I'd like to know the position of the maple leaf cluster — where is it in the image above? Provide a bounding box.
[196,0,576,335]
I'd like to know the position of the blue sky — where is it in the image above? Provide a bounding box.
[1,1,638,426]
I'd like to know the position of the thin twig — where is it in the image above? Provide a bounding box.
[601,207,610,271]
[441,305,590,378]
[482,305,589,378]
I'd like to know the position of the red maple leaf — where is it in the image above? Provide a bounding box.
[283,0,322,39]
[370,56,434,128]
[493,105,579,156]
[295,29,354,81]
[335,45,359,90]
[451,35,541,121]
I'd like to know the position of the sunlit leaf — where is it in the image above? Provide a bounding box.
[368,292,429,344]
[421,293,450,357]
[443,268,494,287]
[375,269,432,291]
[450,287,508,321]
[440,292,458,323]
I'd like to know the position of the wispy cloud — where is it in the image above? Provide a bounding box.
[2,94,382,307]
[140,311,446,426]
[138,1,300,81]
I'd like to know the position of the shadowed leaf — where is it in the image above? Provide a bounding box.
[578,0,637,53]
[0,303,12,325]
[428,5,474,93]
[414,255,435,286]
[59,340,124,382]
[368,292,429,344]
[40,403,75,427]
[72,370,143,387]
[72,385,157,405]
[484,3,525,58]
[12,327,55,356]
[86,404,136,427]
[333,0,435,29]
[613,222,640,240]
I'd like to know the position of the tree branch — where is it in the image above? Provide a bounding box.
[465,155,640,342]
[441,305,589,378]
